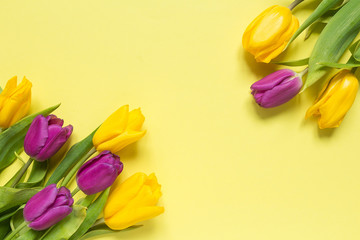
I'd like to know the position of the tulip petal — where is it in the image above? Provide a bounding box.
[259,77,302,108]
[104,173,147,219]
[77,162,120,195]
[93,105,129,147]
[127,108,145,131]
[105,206,164,230]
[28,206,72,231]
[36,125,73,161]
[96,130,146,153]
[47,114,64,126]
[24,115,49,158]
[0,77,32,128]
[23,184,58,222]
[251,69,295,91]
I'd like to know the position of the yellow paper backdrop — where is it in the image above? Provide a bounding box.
[1,0,360,239]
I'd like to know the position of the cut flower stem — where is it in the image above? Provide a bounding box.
[11,157,34,188]
[288,0,304,11]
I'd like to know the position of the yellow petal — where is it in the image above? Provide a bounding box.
[105,206,164,230]
[127,108,145,131]
[93,105,129,147]
[0,76,17,111]
[95,130,146,153]
[305,70,358,129]
[104,172,147,219]
[0,77,32,128]
[242,5,299,63]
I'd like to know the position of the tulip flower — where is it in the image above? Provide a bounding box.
[24,114,73,161]
[93,105,146,153]
[103,172,164,230]
[0,76,32,129]
[242,5,299,63]
[76,150,123,195]
[251,69,303,108]
[306,70,359,129]
[23,184,74,231]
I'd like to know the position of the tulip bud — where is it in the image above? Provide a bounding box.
[24,115,73,161]
[242,5,299,63]
[0,76,32,129]
[103,172,164,230]
[93,105,146,153]
[306,70,359,129]
[76,150,123,195]
[251,69,302,108]
[23,184,73,231]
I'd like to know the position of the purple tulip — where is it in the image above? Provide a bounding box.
[251,69,303,108]
[76,150,123,195]
[24,115,73,161]
[23,184,74,231]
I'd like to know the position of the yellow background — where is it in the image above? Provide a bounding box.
[1,0,360,239]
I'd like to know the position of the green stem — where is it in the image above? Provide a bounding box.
[4,221,27,240]
[61,147,96,187]
[11,158,34,188]
[288,0,304,10]
[71,187,81,196]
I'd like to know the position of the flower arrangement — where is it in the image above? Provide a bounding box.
[243,0,360,129]
[0,76,164,240]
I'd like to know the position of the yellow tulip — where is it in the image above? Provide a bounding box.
[242,5,299,63]
[104,172,164,230]
[93,105,146,153]
[0,76,32,129]
[306,70,359,129]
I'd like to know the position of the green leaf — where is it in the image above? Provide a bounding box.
[69,188,110,240]
[349,39,360,54]
[0,104,60,172]
[45,128,97,186]
[305,0,360,89]
[0,86,2,94]
[0,187,39,213]
[0,219,11,239]
[286,0,344,47]
[41,205,86,240]
[305,21,327,40]
[317,62,360,69]
[16,160,48,188]
[14,229,44,240]
[272,58,309,67]
[80,225,142,240]
[0,205,24,223]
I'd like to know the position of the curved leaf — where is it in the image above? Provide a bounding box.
[272,58,309,66]
[16,160,48,188]
[305,0,360,89]
[0,187,39,213]
[287,0,343,47]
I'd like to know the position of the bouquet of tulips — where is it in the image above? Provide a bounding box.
[0,77,164,240]
[243,0,360,129]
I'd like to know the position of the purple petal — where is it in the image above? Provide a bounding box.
[46,124,63,143]
[77,162,121,195]
[259,77,302,108]
[57,187,74,206]
[46,115,64,126]
[251,69,295,91]
[35,125,73,161]
[76,151,111,177]
[24,115,49,158]
[23,184,58,222]
[28,206,72,231]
